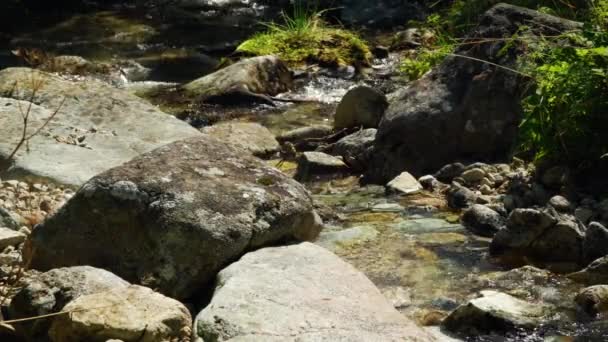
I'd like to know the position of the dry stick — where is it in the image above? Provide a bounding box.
[1,304,120,325]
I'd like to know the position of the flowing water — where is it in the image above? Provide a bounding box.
[3,7,606,341]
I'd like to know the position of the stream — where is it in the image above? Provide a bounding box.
[2,6,606,341]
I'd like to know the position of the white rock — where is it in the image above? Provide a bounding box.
[0,227,26,250]
[387,171,423,194]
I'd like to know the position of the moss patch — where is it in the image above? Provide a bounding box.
[237,26,372,67]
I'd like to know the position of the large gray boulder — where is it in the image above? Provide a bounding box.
[9,266,130,342]
[331,128,376,171]
[0,68,201,186]
[367,4,582,182]
[334,86,388,129]
[193,242,435,341]
[49,285,192,342]
[461,204,505,237]
[182,55,293,103]
[28,136,322,299]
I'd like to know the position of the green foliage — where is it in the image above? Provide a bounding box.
[398,13,456,80]
[237,1,371,66]
[519,28,608,162]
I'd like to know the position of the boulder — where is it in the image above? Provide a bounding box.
[569,256,608,285]
[583,222,608,264]
[182,55,293,104]
[461,168,486,184]
[490,208,557,256]
[461,204,505,237]
[442,290,548,336]
[575,285,608,318]
[295,151,349,181]
[201,122,280,157]
[49,285,192,342]
[193,242,434,341]
[386,171,423,195]
[334,86,388,129]
[0,227,26,250]
[433,163,465,183]
[367,4,582,182]
[528,218,585,263]
[446,184,477,209]
[331,128,376,171]
[28,136,322,299]
[9,266,129,342]
[548,195,572,212]
[541,165,570,188]
[0,68,200,186]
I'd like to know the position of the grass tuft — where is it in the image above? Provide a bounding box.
[236,1,371,67]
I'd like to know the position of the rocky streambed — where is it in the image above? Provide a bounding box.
[1,2,607,342]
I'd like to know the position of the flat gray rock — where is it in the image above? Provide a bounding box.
[0,68,201,186]
[0,226,26,250]
[202,122,279,157]
[194,242,435,342]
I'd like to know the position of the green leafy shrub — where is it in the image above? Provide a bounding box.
[519,26,608,162]
[237,1,371,67]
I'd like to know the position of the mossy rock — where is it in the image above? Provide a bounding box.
[237,26,372,67]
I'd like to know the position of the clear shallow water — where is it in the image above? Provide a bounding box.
[307,178,603,341]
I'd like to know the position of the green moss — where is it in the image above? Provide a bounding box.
[237,26,372,67]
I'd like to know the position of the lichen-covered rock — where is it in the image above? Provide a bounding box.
[0,67,200,186]
[193,242,435,341]
[28,136,322,299]
[201,121,280,158]
[367,4,582,182]
[182,55,293,103]
[49,285,191,342]
[334,86,388,129]
[9,266,129,342]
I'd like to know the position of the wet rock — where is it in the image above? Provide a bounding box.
[372,45,390,59]
[28,136,322,299]
[490,208,557,255]
[419,175,441,191]
[446,184,477,209]
[461,204,505,237]
[316,226,378,251]
[434,163,465,183]
[569,256,608,285]
[193,242,434,341]
[575,285,608,318]
[549,195,572,212]
[391,28,425,50]
[334,86,388,129]
[443,290,548,336]
[276,125,333,144]
[0,227,25,250]
[583,222,608,264]
[49,285,191,342]
[331,128,376,171]
[9,266,129,342]
[182,55,293,104]
[367,4,582,182]
[541,166,570,188]
[0,68,201,186]
[393,218,463,234]
[528,218,585,263]
[295,151,349,182]
[201,121,280,158]
[386,171,423,195]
